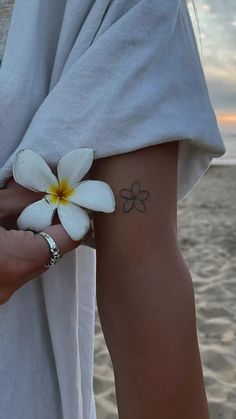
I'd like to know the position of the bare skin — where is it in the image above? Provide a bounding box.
[0,225,81,305]
[0,142,210,418]
[90,141,210,419]
[0,177,45,230]
[0,180,83,305]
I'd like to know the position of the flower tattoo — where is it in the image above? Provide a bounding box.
[119,181,149,213]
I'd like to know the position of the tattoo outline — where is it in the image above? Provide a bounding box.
[119,180,149,213]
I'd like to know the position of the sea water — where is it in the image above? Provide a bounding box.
[212,134,236,165]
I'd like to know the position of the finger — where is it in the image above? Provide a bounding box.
[16,224,86,286]
[20,225,92,283]
[3,180,45,217]
[18,224,82,281]
[32,224,81,268]
[3,176,15,188]
[1,224,87,298]
[4,263,50,300]
[16,265,49,287]
[0,215,18,230]
[42,224,81,255]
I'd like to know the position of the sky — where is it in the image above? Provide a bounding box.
[189,0,236,139]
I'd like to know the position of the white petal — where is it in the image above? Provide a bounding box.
[13,149,58,192]
[57,148,94,187]
[57,202,90,241]
[70,180,116,212]
[17,196,57,231]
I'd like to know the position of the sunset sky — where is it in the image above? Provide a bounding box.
[190,0,236,137]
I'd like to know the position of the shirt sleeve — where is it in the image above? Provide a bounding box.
[0,0,225,200]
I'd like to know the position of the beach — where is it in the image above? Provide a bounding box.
[1,3,235,417]
[93,164,236,419]
[0,0,12,60]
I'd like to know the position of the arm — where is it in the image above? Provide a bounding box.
[90,141,210,419]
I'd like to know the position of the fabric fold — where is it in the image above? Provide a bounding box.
[0,1,225,418]
[0,0,225,200]
[41,249,83,419]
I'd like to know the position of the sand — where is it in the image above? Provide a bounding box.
[1,5,235,417]
[93,165,236,419]
[0,0,12,61]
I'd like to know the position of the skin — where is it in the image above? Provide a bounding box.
[0,141,210,418]
[0,177,46,229]
[0,180,83,304]
[90,141,210,419]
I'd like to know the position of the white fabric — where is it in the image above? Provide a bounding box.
[0,246,97,419]
[0,1,225,418]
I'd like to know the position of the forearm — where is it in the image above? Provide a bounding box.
[92,141,209,418]
[96,245,210,419]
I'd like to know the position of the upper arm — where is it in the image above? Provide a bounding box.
[90,141,179,272]
[89,141,208,419]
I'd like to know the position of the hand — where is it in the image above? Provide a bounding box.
[0,224,81,306]
[0,177,95,243]
[0,178,45,229]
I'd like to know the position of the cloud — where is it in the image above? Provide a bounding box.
[207,78,236,111]
[189,0,236,114]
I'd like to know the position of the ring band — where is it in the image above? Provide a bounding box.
[39,232,62,268]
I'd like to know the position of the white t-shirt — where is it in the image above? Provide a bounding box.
[0,1,225,419]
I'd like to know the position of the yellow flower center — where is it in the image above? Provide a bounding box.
[48,178,75,205]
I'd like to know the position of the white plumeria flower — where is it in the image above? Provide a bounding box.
[13,148,116,241]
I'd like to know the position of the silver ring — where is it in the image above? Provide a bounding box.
[38,232,62,268]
